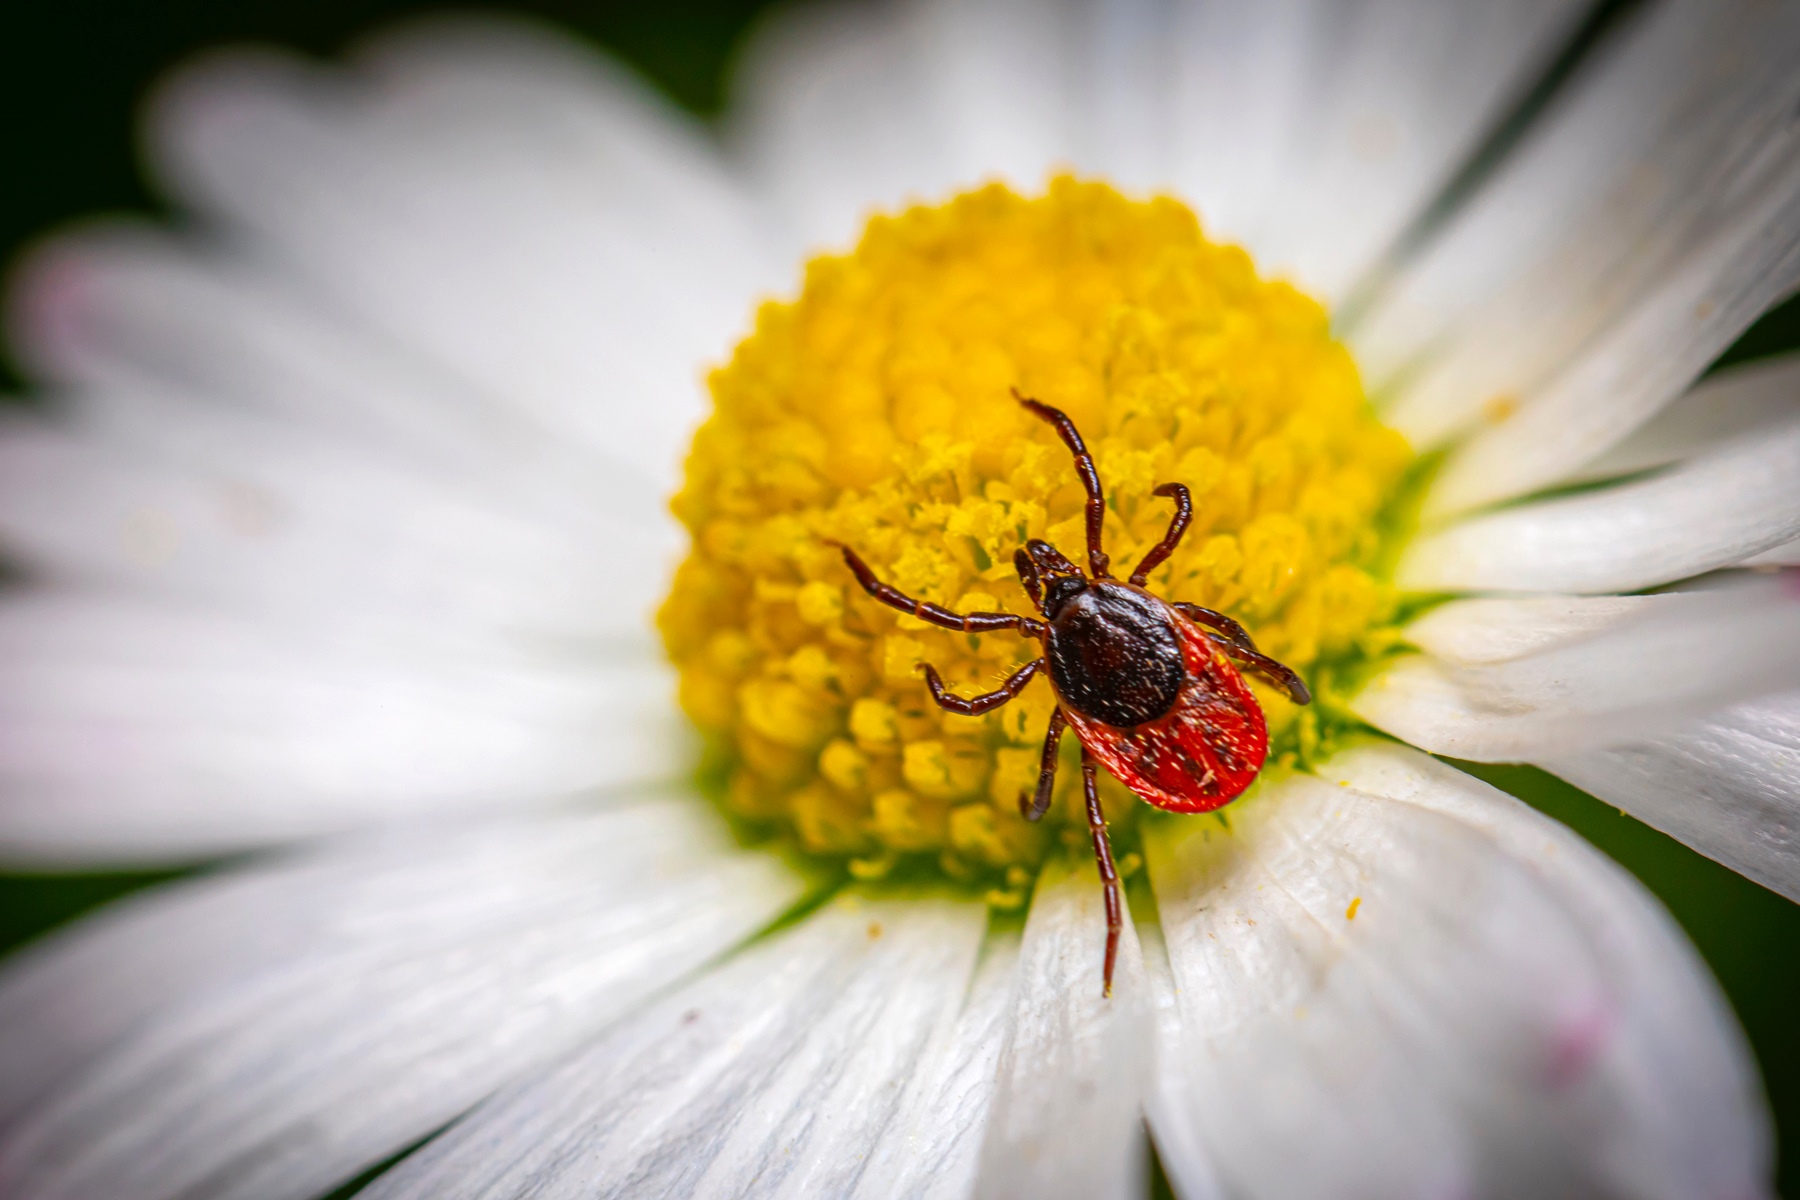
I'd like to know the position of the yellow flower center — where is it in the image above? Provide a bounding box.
[660,178,1413,899]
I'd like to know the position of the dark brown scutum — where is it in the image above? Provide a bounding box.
[1044,583,1185,728]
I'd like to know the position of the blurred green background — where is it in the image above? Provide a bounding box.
[1,1,1797,1195]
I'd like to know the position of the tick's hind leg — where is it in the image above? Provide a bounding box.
[1173,601,1313,705]
[1171,602,1259,652]
[1080,747,1124,999]
[1019,707,1067,822]
[922,659,1043,716]
[1201,632,1313,706]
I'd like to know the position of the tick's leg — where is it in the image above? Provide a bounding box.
[1019,707,1067,822]
[1172,602,1259,653]
[1013,547,1045,614]
[833,543,1045,638]
[1081,747,1124,999]
[1130,483,1192,586]
[922,659,1043,715]
[1172,601,1311,701]
[1014,389,1110,579]
[1201,632,1313,705]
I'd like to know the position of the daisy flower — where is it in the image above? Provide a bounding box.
[2,1,1798,1197]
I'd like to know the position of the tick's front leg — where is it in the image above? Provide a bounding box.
[833,542,1045,638]
[1130,482,1193,585]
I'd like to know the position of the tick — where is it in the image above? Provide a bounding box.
[832,391,1311,996]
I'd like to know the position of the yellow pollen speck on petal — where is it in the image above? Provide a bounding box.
[660,177,1412,885]
[1346,896,1363,920]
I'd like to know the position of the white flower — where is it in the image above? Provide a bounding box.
[1,2,1797,1199]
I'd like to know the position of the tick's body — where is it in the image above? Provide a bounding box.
[834,393,1310,996]
[1051,584,1269,813]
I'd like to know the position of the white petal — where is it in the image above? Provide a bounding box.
[852,933,1020,1200]
[1400,594,1653,666]
[676,902,984,1199]
[733,0,1584,300]
[1398,420,1800,594]
[8,226,660,532]
[362,894,986,1199]
[1357,0,1800,455]
[1161,0,1317,260]
[0,797,737,1121]
[730,0,1208,253]
[0,592,685,863]
[1148,747,1769,1200]
[1746,539,1800,567]
[1139,921,1229,1200]
[973,854,1150,1200]
[1419,191,1800,516]
[1176,0,1587,301]
[0,796,804,1200]
[147,19,778,488]
[1356,577,1800,761]
[1540,689,1800,903]
[1563,352,1800,484]
[729,0,1074,259]
[0,406,672,644]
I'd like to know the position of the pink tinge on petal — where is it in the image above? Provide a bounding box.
[1544,993,1617,1091]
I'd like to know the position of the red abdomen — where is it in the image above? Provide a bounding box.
[1062,611,1269,812]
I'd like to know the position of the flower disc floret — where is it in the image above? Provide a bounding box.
[661,178,1412,889]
